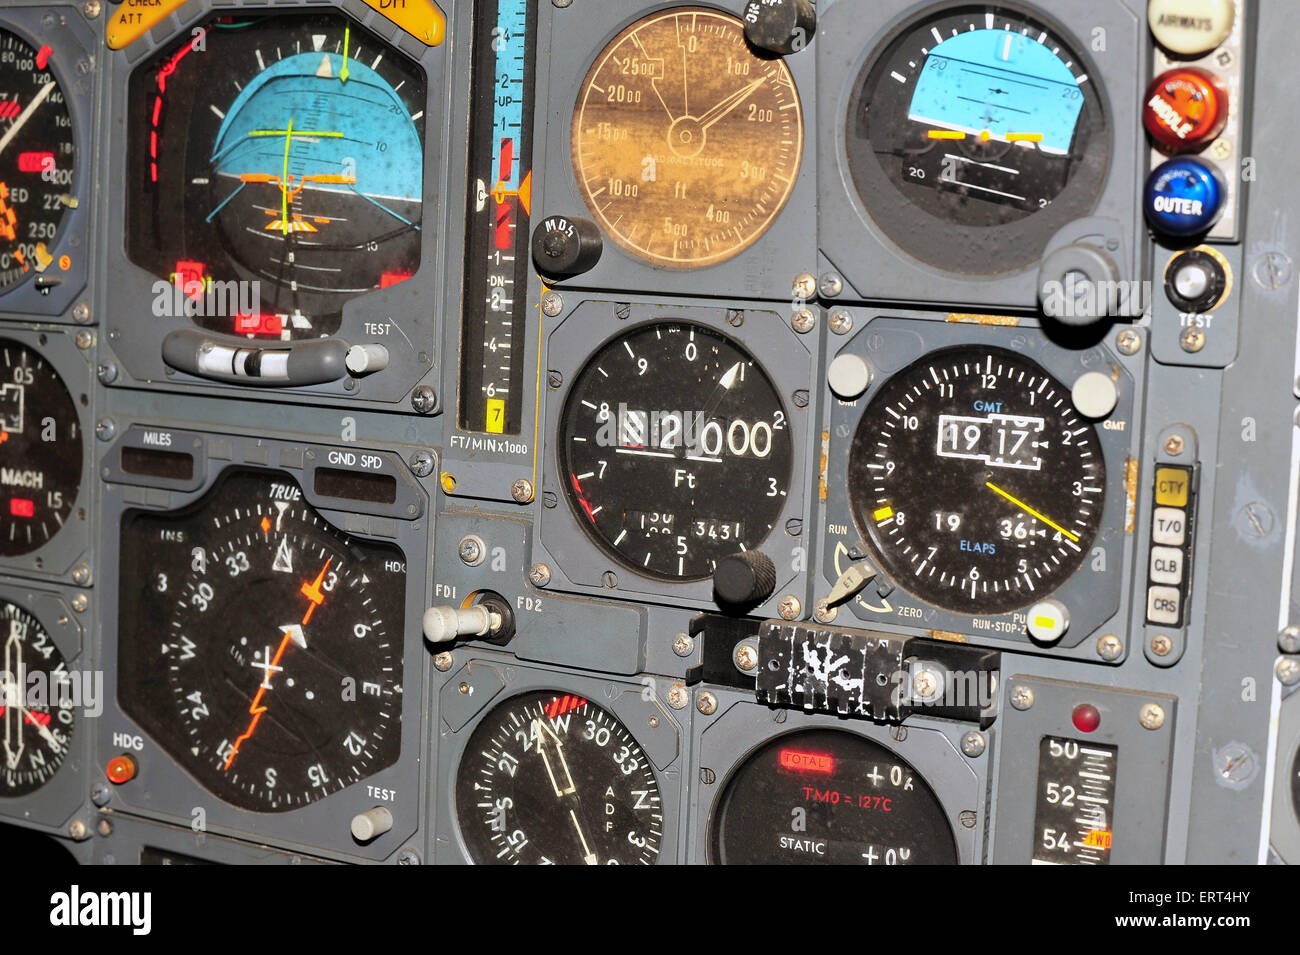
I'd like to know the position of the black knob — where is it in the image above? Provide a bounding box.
[743,0,816,55]
[531,215,602,278]
[713,551,777,608]
[1164,248,1228,313]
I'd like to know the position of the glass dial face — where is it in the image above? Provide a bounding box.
[0,28,76,291]
[0,600,74,797]
[711,729,958,865]
[0,338,82,557]
[571,7,803,268]
[126,12,426,339]
[118,470,405,811]
[455,691,663,865]
[848,346,1104,615]
[846,4,1108,272]
[560,321,792,582]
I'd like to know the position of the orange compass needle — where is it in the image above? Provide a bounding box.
[300,557,332,625]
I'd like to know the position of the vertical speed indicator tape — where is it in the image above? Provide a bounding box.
[459,0,537,436]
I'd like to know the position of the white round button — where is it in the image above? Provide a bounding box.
[1027,599,1070,644]
[828,353,872,400]
[1071,371,1119,420]
[1173,261,1210,299]
[1148,0,1234,56]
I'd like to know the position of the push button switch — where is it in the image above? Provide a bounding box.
[1144,158,1226,238]
[1144,67,1229,154]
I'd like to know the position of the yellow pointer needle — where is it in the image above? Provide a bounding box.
[340,24,351,83]
[984,481,1080,542]
[281,118,294,235]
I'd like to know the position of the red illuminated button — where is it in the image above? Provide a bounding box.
[105,755,137,785]
[1072,704,1102,734]
[1143,67,1228,153]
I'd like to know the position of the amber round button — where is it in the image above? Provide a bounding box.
[1144,67,1229,153]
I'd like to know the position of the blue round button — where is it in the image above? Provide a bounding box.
[1144,158,1226,237]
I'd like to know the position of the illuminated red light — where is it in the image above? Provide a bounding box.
[9,498,34,518]
[380,271,412,288]
[780,749,835,773]
[1072,703,1102,733]
[234,313,284,337]
[545,694,587,719]
[17,152,53,174]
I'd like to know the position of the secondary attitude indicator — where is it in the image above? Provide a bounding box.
[847,346,1104,615]
[455,690,663,864]
[117,470,405,811]
[560,322,792,582]
[0,600,75,797]
[126,12,426,339]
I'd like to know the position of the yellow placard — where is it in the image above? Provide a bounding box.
[106,0,193,51]
[1154,467,1189,507]
[357,0,446,46]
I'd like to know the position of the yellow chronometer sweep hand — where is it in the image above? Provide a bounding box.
[984,481,1080,542]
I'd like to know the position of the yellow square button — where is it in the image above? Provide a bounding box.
[1154,467,1189,507]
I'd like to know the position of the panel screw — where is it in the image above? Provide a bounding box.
[396,848,421,865]
[90,783,111,807]
[68,820,88,840]
[541,291,564,316]
[777,594,801,620]
[458,682,472,695]
[97,819,112,837]
[528,563,551,587]
[666,683,689,709]
[696,691,718,715]
[408,450,434,477]
[72,302,90,324]
[792,273,817,299]
[1208,138,1232,161]
[819,273,843,297]
[97,362,118,384]
[726,309,745,327]
[458,535,485,566]
[410,385,437,414]
[1150,634,1173,657]
[1279,626,1300,654]
[912,668,940,701]
[959,810,977,829]
[552,0,572,7]
[1180,327,1206,353]
[1097,634,1123,661]
[671,632,695,657]
[791,307,816,334]
[511,479,534,503]
[733,643,758,671]
[1277,658,1300,686]
[961,732,986,758]
[71,563,91,586]
[1163,435,1185,456]
[95,417,116,441]
[1010,685,1035,710]
[828,309,854,335]
[1139,703,1166,730]
[813,599,837,623]
[1115,328,1141,355]
[83,0,101,19]
[433,652,453,672]
[70,594,88,613]
[75,330,93,350]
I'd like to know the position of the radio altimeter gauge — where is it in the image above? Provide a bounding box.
[560,321,792,582]
[848,346,1104,615]
[0,600,75,796]
[571,7,803,268]
[455,690,663,865]
[117,469,405,811]
[846,4,1109,272]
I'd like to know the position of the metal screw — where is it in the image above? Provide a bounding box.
[1279,626,1300,654]
[601,570,618,588]
[528,563,551,587]
[1253,251,1293,290]
[648,715,659,728]
[613,303,631,321]
[1209,138,1232,161]
[819,273,843,297]
[68,820,88,840]
[1097,634,1123,661]
[552,0,572,7]
[1163,435,1185,456]
[458,682,472,695]
[90,783,111,807]
[792,272,817,299]
[71,563,91,586]
[733,643,759,671]
[75,330,93,350]
[813,600,837,623]
[408,450,435,477]
[1277,658,1300,686]
[726,309,745,328]
[1115,328,1142,355]
[97,362,118,385]
[1010,685,1035,710]
[791,307,816,334]
[1150,634,1173,657]
[511,479,534,503]
[959,810,977,829]
[666,683,689,709]
[72,302,90,324]
[410,385,437,414]
[97,819,112,837]
[433,652,453,672]
[1180,327,1206,353]
[828,309,854,335]
[396,848,421,865]
[95,417,116,442]
[1139,703,1166,730]
[70,594,88,613]
[961,731,986,758]
[541,291,564,316]
[458,535,485,566]
[671,632,695,657]
[83,0,101,19]
[777,594,801,620]
[696,691,718,716]
[912,668,940,700]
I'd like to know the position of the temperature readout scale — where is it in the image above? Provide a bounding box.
[1032,736,1117,865]
[459,0,537,436]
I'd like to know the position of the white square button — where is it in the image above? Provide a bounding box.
[1147,586,1182,626]
[1150,546,1184,585]
[1152,507,1186,546]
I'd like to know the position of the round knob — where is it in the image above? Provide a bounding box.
[828,353,872,400]
[1144,157,1226,238]
[531,215,602,278]
[1164,247,1229,312]
[713,551,777,607]
[1148,0,1235,57]
[1027,599,1070,644]
[743,0,816,55]
[422,604,495,644]
[1071,372,1119,420]
[1038,242,1121,326]
[350,806,394,842]
[345,343,389,376]
[1143,67,1228,154]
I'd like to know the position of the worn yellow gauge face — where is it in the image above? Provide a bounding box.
[571,7,803,268]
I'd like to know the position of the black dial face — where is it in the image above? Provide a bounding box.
[118,470,405,811]
[0,338,82,556]
[455,691,663,865]
[846,4,1108,272]
[126,12,426,339]
[848,346,1104,615]
[0,600,74,796]
[560,322,793,582]
[711,729,958,864]
[0,29,76,291]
